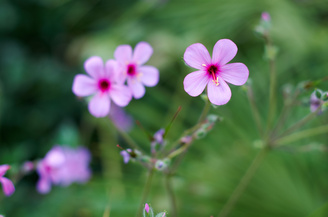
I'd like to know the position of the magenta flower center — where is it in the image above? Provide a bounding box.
[206,64,220,86]
[98,79,111,92]
[127,64,136,76]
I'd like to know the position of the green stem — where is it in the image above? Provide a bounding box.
[109,120,143,151]
[166,99,211,159]
[135,169,154,217]
[265,36,277,134]
[274,125,328,146]
[275,103,322,140]
[165,175,178,217]
[217,146,269,217]
[246,86,263,136]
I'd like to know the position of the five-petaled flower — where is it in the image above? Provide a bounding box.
[0,164,15,197]
[183,39,249,105]
[72,57,132,118]
[114,42,159,99]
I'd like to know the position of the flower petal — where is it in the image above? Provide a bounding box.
[72,74,97,97]
[184,43,211,70]
[212,39,238,65]
[220,63,249,85]
[84,56,105,79]
[110,85,132,107]
[0,177,15,196]
[183,70,209,97]
[88,92,111,118]
[37,177,51,194]
[114,45,132,64]
[128,78,145,99]
[207,77,231,105]
[0,165,10,177]
[105,59,121,82]
[138,66,159,87]
[133,42,153,65]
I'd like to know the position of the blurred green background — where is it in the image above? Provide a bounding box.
[1,0,328,216]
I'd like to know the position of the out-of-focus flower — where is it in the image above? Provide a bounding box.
[0,165,15,197]
[310,91,323,114]
[109,104,133,131]
[183,39,249,105]
[22,161,34,173]
[145,203,150,213]
[151,129,165,153]
[261,12,271,22]
[72,57,132,118]
[114,42,159,99]
[37,146,91,194]
[120,149,132,164]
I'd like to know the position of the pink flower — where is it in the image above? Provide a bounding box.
[72,56,132,118]
[261,12,271,22]
[183,39,249,105]
[37,146,91,194]
[144,203,150,213]
[109,104,133,131]
[114,42,159,99]
[310,92,323,114]
[0,164,15,197]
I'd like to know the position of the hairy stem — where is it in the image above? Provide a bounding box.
[217,146,269,217]
[136,169,154,217]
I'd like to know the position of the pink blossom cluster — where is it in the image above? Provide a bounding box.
[37,145,91,194]
[73,42,159,118]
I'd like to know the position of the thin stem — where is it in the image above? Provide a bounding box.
[275,103,322,140]
[217,146,269,217]
[271,90,300,138]
[166,99,211,158]
[165,175,178,217]
[246,86,263,136]
[135,169,154,217]
[265,35,277,134]
[198,98,211,123]
[274,125,328,146]
[109,120,143,151]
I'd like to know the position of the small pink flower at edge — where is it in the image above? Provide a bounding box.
[183,39,249,105]
[0,164,15,197]
[145,203,150,213]
[114,42,160,99]
[72,57,132,118]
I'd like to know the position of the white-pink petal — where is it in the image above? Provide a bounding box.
[72,75,97,97]
[114,45,132,64]
[133,42,153,65]
[220,63,249,86]
[84,56,105,79]
[212,39,238,66]
[184,43,211,70]
[88,92,111,118]
[110,85,132,107]
[207,77,231,105]
[105,59,119,82]
[0,165,10,177]
[128,78,146,99]
[139,66,159,87]
[183,70,209,97]
[0,177,15,196]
